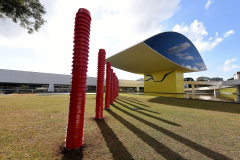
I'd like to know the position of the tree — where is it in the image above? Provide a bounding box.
[184,77,194,88]
[196,76,211,81]
[0,0,46,34]
[184,77,195,81]
[227,77,234,81]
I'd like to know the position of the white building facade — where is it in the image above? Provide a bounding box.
[0,69,143,93]
[234,72,240,80]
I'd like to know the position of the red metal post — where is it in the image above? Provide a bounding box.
[115,74,117,100]
[114,74,116,100]
[65,8,91,149]
[117,77,119,96]
[116,76,119,98]
[110,69,114,104]
[105,62,111,109]
[113,73,116,101]
[95,49,106,119]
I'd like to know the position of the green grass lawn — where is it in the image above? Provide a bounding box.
[0,94,239,159]
[219,87,237,94]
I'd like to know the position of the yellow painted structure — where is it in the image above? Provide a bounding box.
[144,70,184,97]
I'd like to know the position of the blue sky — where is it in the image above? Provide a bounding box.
[0,0,239,80]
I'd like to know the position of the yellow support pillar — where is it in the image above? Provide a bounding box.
[144,70,184,98]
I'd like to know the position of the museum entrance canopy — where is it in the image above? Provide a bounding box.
[106,31,206,74]
[106,31,207,97]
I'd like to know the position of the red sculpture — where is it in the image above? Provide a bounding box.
[110,69,114,104]
[117,76,119,97]
[115,75,119,99]
[105,62,111,109]
[114,74,117,100]
[65,8,91,149]
[95,49,106,119]
[113,73,116,101]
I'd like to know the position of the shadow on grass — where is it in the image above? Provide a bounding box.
[148,96,240,114]
[60,145,84,160]
[96,119,133,160]
[117,98,160,114]
[115,100,181,127]
[106,109,185,159]
[118,96,150,107]
[118,95,141,101]
[111,104,230,160]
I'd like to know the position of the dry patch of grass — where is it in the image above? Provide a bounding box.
[0,94,240,159]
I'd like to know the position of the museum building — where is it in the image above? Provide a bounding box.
[0,69,143,93]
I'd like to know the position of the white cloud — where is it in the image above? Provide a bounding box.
[219,58,239,72]
[167,42,191,54]
[195,62,205,67]
[223,30,235,38]
[223,65,238,72]
[181,63,199,71]
[184,56,194,60]
[181,62,207,71]
[176,53,189,57]
[195,62,207,70]
[176,53,195,60]
[224,58,237,65]
[172,20,234,52]
[130,0,181,31]
[0,0,181,80]
[0,19,25,38]
[205,0,214,10]
[173,20,208,43]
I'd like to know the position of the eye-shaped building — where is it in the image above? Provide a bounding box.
[106,31,207,97]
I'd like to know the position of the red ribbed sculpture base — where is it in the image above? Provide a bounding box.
[65,8,91,149]
[95,49,106,119]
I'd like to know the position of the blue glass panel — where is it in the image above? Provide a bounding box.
[144,32,207,71]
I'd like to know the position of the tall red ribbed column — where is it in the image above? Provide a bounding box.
[65,8,91,149]
[117,77,119,96]
[113,73,116,101]
[115,74,117,100]
[95,49,106,119]
[110,69,114,104]
[115,75,118,98]
[113,74,116,100]
[105,62,111,109]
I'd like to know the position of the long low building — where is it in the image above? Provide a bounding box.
[0,69,143,93]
